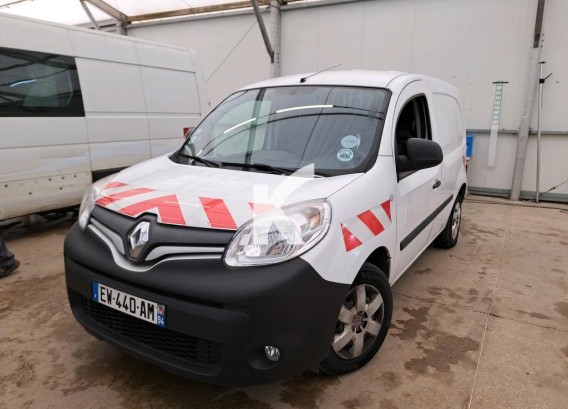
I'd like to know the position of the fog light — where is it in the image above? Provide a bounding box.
[264,346,280,362]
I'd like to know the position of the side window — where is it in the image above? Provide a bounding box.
[0,47,84,117]
[395,95,432,179]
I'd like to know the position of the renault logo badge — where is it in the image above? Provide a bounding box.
[128,221,150,259]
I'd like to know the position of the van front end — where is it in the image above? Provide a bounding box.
[64,204,349,385]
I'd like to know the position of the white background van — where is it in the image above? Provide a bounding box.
[64,70,467,385]
[0,13,208,220]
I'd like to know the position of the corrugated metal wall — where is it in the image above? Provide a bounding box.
[129,0,568,200]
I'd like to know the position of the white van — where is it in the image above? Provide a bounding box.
[0,13,207,220]
[64,70,467,385]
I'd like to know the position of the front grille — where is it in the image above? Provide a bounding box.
[79,295,221,368]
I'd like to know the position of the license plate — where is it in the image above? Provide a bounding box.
[92,281,166,328]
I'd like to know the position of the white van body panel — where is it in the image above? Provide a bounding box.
[88,71,466,287]
[0,13,207,220]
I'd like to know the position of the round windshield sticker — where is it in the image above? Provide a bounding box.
[337,148,354,162]
[341,134,359,149]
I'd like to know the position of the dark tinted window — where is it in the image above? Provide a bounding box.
[395,95,432,178]
[0,47,84,117]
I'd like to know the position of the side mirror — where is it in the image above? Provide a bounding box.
[398,138,443,172]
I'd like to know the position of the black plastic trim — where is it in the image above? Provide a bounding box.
[64,222,349,385]
[400,194,454,251]
[90,206,234,263]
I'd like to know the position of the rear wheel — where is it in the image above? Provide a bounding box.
[320,262,392,375]
[434,197,462,248]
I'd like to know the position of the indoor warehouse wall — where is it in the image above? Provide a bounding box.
[129,0,568,200]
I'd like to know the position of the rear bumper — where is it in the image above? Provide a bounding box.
[64,223,349,385]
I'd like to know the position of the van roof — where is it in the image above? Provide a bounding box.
[0,12,191,52]
[240,70,412,91]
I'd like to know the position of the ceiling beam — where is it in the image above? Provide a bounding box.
[127,0,271,23]
[84,0,128,23]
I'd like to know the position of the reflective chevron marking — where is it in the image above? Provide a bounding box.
[95,182,276,230]
[341,200,392,252]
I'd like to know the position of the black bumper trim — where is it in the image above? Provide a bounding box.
[64,222,350,385]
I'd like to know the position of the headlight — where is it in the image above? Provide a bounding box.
[224,200,331,267]
[78,177,110,230]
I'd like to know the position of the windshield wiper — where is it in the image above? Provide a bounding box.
[178,153,220,168]
[221,161,295,176]
[221,162,325,177]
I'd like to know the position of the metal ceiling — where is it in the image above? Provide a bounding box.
[0,0,289,26]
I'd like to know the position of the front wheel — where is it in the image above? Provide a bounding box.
[320,262,393,375]
[434,197,462,248]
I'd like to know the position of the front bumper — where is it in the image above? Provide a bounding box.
[64,223,349,385]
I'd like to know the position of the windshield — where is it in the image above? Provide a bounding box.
[174,85,389,177]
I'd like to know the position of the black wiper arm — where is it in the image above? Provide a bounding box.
[221,161,295,176]
[178,153,220,168]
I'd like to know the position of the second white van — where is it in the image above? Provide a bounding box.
[0,13,208,220]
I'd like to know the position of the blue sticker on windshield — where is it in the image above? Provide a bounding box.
[337,148,354,162]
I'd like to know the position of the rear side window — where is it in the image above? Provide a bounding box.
[0,47,84,117]
[431,93,464,152]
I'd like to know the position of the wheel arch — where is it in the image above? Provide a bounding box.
[364,246,391,280]
[458,183,467,200]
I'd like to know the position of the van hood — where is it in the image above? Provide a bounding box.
[94,155,362,230]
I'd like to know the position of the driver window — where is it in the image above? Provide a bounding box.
[395,95,432,179]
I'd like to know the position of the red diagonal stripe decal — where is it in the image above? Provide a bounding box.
[104,181,128,190]
[200,197,237,229]
[381,200,392,221]
[248,202,275,215]
[119,194,186,225]
[357,210,385,236]
[96,187,155,207]
[341,224,363,252]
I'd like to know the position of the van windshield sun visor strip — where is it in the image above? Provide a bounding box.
[400,195,454,251]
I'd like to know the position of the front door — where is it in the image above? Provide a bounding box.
[392,83,442,281]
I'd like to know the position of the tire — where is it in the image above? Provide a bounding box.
[320,262,393,376]
[434,196,462,249]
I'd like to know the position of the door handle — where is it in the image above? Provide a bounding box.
[433,179,441,189]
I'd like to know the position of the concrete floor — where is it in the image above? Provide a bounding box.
[1,199,567,409]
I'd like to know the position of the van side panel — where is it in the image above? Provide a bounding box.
[76,58,152,170]
[429,91,466,240]
[141,67,202,156]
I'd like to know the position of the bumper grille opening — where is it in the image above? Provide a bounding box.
[79,294,221,368]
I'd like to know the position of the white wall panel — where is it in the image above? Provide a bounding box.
[521,135,568,195]
[128,0,568,199]
[314,3,365,70]
[281,7,319,74]
[130,14,270,106]
[534,0,568,131]
[463,0,536,131]
[361,0,414,71]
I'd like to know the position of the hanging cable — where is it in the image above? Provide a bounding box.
[205,19,258,83]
